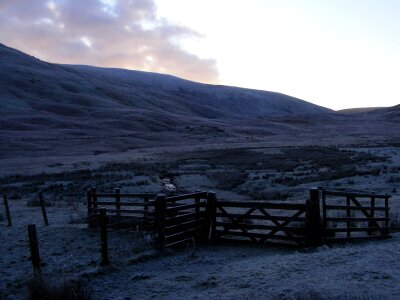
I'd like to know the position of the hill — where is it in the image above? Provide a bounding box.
[0,42,331,135]
[6,42,400,162]
[370,105,400,118]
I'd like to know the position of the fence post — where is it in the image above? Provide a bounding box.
[319,187,326,228]
[385,193,390,235]
[346,195,351,238]
[144,195,149,224]
[87,189,94,228]
[3,194,12,226]
[91,187,97,209]
[39,193,49,226]
[154,194,166,249]
[306,188,322,247]
[91,187,98,226]
[368,193,376,235]
[115,188,121,216]
[195,191,201,238]
[99,208,109,265]
[206,192,217,242]
[28,224,41,274]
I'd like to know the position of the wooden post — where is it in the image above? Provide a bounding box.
[320,188,326,228]
[28,224,41,274]
[91,187,97,210]
[346,195,351,238]
[206,192,217,242]
[385,194,390,235]
[39,193,49,226]
[115,188,121,216]
[87,189,93,228]
[144,195,149,223]
[91,187,98,226]
[3,194,12,226]
[305,188,322,247]
[195,191,201,238]
[154,194,166,249]
[368,193,376,235]
[99,208,109,265]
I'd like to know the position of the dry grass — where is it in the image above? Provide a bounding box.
[27,275,92,300]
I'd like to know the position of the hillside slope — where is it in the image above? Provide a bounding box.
[0,43,331,126]
[370,105,400,118]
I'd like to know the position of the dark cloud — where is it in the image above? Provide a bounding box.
[0,0,218,83]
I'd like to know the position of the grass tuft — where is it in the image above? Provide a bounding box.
[27,275,91,300]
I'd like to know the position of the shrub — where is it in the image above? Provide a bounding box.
[27,275,92,300]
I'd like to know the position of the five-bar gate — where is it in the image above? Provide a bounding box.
[321,189,391,243]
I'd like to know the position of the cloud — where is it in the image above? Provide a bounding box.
[0,0,218,83]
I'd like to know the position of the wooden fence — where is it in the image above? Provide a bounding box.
[87,188,157,229]
[88,189,212,247]
[321,189,391,243]
[87,188,392,249]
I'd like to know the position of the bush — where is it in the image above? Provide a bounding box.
[27,275,92,300]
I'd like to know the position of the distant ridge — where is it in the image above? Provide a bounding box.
[370,104,400,117]
[337,107,384,115]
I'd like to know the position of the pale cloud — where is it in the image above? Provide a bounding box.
[0,0,218,83]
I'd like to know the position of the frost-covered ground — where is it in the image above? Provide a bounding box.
[2,199,400,300]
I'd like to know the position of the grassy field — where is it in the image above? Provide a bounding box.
[1,145,398,204]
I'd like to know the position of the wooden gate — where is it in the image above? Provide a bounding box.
[321,189,391,243]
[212,199,311,247]
[154,192,212,248]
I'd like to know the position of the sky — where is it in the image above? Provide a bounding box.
[0,0,399,110]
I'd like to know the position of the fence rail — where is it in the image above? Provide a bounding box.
[87,188,156,229]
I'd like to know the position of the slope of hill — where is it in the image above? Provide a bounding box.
[0,43,331,128]
[370,105,400,117]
